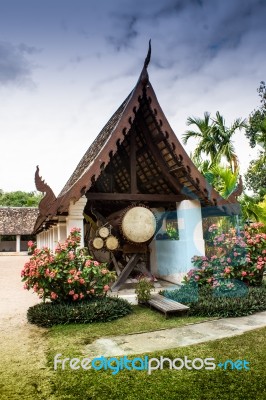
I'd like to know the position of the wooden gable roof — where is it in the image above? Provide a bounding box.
[34,45,241,233]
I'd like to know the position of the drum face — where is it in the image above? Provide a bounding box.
[92,237,104,249]
[99,227,109,238]
[121,206,156,243]
[105,235,119,250]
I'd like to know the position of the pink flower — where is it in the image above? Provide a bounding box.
[101,269,109,275]
[85,260,92,267]
[69,269,76,275]
[241,271,247,276]
[70,227,81,233]
[94,261,100,266]
[226,283,235,289]
[67,278,73,284]
[79,293,84,299]
[103,285,110,292]
[69,290,74,295]
[79,278,85,284]
[68,251,75,260]
[224,267,231,274]
[50,292,58,300]
[73,294,79,300]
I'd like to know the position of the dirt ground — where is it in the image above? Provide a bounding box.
[0,255,49,398]
[0,255,40,321]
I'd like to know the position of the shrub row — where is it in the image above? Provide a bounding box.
[162,283,266,318]
[27,297,133,327]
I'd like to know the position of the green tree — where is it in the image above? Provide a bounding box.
[192,156,239,199]
[239,194,266,224]
[183,111,246,172]
[245,153,266,200]
[245,81,266,199]
[0,190,42,207]
[182,112,216,162]
[245,81,266,149]
[211,112,246,172]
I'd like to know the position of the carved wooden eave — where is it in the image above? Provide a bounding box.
[33,43,241,233]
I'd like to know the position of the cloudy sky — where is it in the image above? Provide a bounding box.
[0,0,265,195]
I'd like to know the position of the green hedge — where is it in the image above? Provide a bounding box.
[162,284,266,318]
[27,297,133,327]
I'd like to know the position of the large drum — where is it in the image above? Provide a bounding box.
[121,205,157,244]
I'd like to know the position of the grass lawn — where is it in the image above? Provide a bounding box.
[1,306,266,400]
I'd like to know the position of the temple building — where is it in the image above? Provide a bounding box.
[0,207,38,253]
[33,44,241,288]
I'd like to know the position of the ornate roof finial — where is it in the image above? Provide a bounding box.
[35,165,56,216]
[144,39,151,69]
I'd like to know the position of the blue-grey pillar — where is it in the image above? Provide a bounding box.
[176,199,205,271]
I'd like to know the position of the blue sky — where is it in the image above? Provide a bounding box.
[0,0,265,195]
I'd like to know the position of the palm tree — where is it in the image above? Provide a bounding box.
[211,112,247,172]
[182,112,217,164]
[183,111,247,173]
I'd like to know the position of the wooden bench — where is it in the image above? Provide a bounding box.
[147,294,189,318]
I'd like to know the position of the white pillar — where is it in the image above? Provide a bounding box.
[49,228,53,250]
[176,199,205,267]
[16,234,21,252]
[52,226,58,251]
[66,196,87,247]
[44,231,48,248]
[37,233,41,249]
[57,222,67,244]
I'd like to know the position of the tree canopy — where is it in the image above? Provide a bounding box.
[182,111,246,172]
[245,81,266,148]
[245,81,266,199]
[0,190,42,207]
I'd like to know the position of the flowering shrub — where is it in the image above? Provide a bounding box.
[21,228,116,302]
[183,222,266,290]
[27,240,36,255]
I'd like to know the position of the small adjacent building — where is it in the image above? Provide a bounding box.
[0,207,38,253]
[33,44,241,288]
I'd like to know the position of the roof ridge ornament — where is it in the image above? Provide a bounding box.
[35,165,56,216]
[144,39,151,69]
[140,39,151,87]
